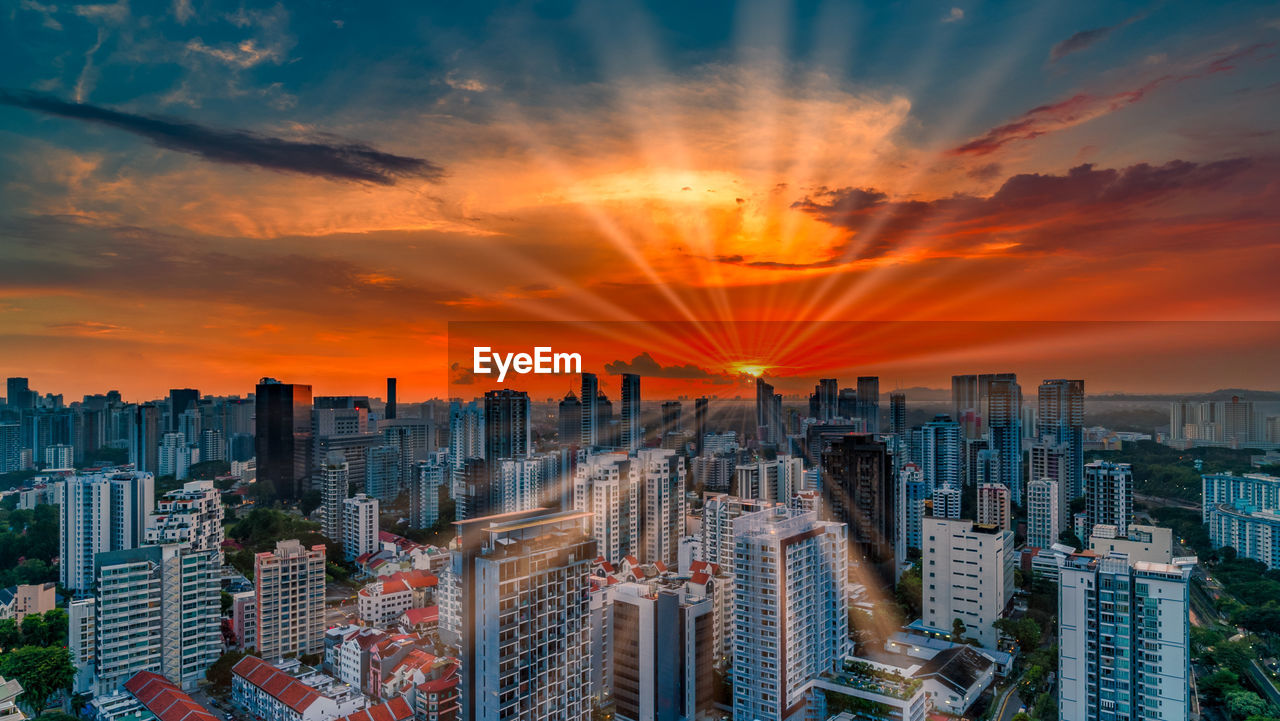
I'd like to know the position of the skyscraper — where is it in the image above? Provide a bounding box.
[1085,460,1133,537]
[320,451,349,541]
[59,471,155,592]
[167,388,199,432]
[558,389,582,446]
[129,403,161,474]
[660,400,682,450]
[574,453,638,563]
[1038,379,1084,498]
[731,506,848,721]
[1027,478,1061,549]
[5,377,34,410]
[986,375,1023,501]
[254,539,326,660]
[951,374,981,439]
[612,581,715,721]
[581,372,600,448]
[976,483,1012,530]
[452,508,595,721]
[145,479,225,562]
[815,378,838,421]
[693,396,709,455]
[889,391,907,451]
[254,378,313,501]
[856,376,880,431]
[410,458,445,529]
[1059,553,1193,721]
[385,377,397,420]
[482,388,530,463]
[820,434,894,583]
[621,373,642,453]
[755,377,782,445]
[364,444,401,503]
[896,463,927,560]
[1030,440,1072,530]
[909,414,962,493]
[635,448,686,567]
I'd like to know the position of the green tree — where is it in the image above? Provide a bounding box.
[206,650,249,693]
[1225,689,1269,720]
[300,490,323,517]
[0,646,75,713]
[0,618,20,650]
[19,613,48,647]
[951,618,967,643]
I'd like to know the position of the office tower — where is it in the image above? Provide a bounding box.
[452,508,595,721]
[811,378,838,421]
[1027,478,1061,549]
[596,391,616,446]
[1038,379,1085,498]
[93,544,221,692]
[755,378,782,445]
[342,493,379,561]
[1085,461,1133,537]
[896,463,927,559]
[43,442,73,469]
[386,377,397,420]
[933,485,962,519]
[320,451,349,540]
[694,397,709,455]
[1059,554,1193,721]
[821,434,894,582]
[889,391,907,457]
[365,444,402,503]
[660,401,682,450]
[167,388,199,431]
[558,390,582,445]
[158,431,192,479]
[574,453,638,563]
[987,375,1023,501]
[733,456,802,503]
[581,372,600,447]
[635,448,686,567]
[198,428,225,463]
[254,539,326,659]
[6,378,34,410]
[255,378,313,501]
[411,459,445,529]
[855,376,880,431]
[59,471,155,592]
[1031,440,1072,530]
[482,389,530,463]
[977,483,1012,530]
[0,423,20,472]
[951,374,982,439]
[909,414,963,493]
[921,518,1015,649]
[129,403,161,474]
[612,582,715,721]
[731,507,848,721]
[621,373,642,453]
[145,479,225,562]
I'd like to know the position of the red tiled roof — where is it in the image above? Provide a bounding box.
[690,571,710,585]
[231,656,324,713]
[338,697,413,721]
[124,671,219,721]
[400,606,439,626]
[653,561,668,573]
[623,555,639,565]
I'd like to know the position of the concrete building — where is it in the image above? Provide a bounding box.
[896,463,927,558]
[452,508,595,721]
[1031,441,1072,529]
[1202,472,1280,521]
[976,483,1011,531]
[145,479,224,562]
[1088,524,1174,564]
[635,448,686,567]
[612,581,715,721]
[59,471,155,592]
[731,506,848,721]
[411,459,445,529]
[921,518,1015,649]
[699,493,781,573]
[1059,553,1193,721]
[574,452,638,564]
[69,596,97,693]
[820,434,895,584]
[1085,461,1133,537]
[1209,501,1280,569]
[320,451,350,541]
[342,494,380,562]
[1027,478,1061,550]
[733,456,803,503]
[255,540,326,660]
[910,415,962,493]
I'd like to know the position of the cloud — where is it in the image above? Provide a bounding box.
[172,0,193,24]
[19,0,63,30]
[48,320,126,335]
[0,91,444,184]
[185,39,282,69]
[604,351,734,383]
[449,362,475,385]
[942,7,964,24]
[1050,14,1143,62]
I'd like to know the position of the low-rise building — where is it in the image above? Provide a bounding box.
[356,570,438,628]
[231,656,366,721]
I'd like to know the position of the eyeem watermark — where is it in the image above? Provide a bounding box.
[473,346,582,382]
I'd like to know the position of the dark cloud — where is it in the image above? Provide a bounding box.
[755,158,1261,267]
[1050,13,1144,62]
[0,90,443,185]
[449,362,476,385]
[966,162,1003,181]
[604,351,733,383]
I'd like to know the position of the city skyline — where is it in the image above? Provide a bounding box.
[2,1,1279,398]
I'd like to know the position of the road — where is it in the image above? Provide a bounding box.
[992,684,1024,721]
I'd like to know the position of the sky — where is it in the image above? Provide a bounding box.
[1,0,1279,401]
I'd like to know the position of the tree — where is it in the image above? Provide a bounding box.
[206,650,249,693]
[1225,689,1268,721]
[300,490,323,518]
[0,618,20,650]
[0,646,75,713]
[951,618,967,643]
[19,613,48,647]
[1199,668,1242,704]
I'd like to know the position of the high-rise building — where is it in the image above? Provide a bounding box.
[977,483,1012,530]
[987,375,1023,501]
[855,376,880,431]
[755,378,783,445]
[59,471,155,592]
[1059,553,1193,721]
[364,444,401,503]
[820,434,894,582]
[694,397,709,455]
[498,451,568,512]
[452,508,595,721]
[145,479,225,562]
[574,453,637,563]
[158,431,193,479]
[43,442,73,469]
[896,463,927,560]
[168,388,200,432]
[1027,478,1061,549]
[814,378,839,421]
[1224,395,1255,445]
[94,544,220,693]
[1202,472,1280,521]
[1031,440,1072,530]
[320,451,349,541]
[635,448,686,567]
[129,403,161,474]
[411,458,446,529]
[558,390,582,446]
[921,518,1015,649]
[612,581,715,721]
[198,428,225,463]
[699,494,782,573]
[731,506,848,721]
[889,391,907,459]
[68,596,96,693]
[932,485,962,519]
[0,423,21,473]
[660,401,682,450]
[951,374,982,439]
[254,539,326,659]
[1038,379,1084,499]
[910,414,962,493]
[255,379,313,501]
[621,373,642,453]
[6,377,34,410]
[385,377,397,420]
[342,493,379,561]
[1085,461,1133,537]
[482,389,530,462]
[581,373,600,448]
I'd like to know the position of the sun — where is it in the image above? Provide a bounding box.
[727,361,770,377]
